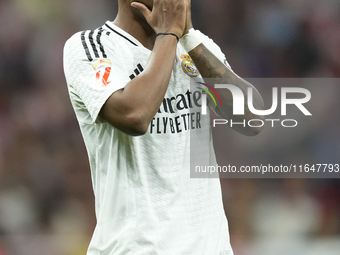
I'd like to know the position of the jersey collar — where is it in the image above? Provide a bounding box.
[104,21,145,48]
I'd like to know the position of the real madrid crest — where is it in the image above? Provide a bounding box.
[180,54,200,77]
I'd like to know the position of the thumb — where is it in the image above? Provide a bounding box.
[131,2,151,19]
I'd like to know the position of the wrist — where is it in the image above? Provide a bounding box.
[156,32,179,42]
[179,28,203,53]
[183,24,194,35]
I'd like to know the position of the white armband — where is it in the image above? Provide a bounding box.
[179,29,203,53]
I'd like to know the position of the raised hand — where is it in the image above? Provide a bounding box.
[131,0,187,38]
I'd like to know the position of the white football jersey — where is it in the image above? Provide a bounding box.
[63,21,234,255]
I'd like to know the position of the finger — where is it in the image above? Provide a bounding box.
[131,2,151,19]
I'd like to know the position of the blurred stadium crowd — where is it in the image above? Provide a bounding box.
[0,0,340,254]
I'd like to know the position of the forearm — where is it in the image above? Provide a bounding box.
[121,35,177,120]
[189,43,265,136]
[100,35,178,135]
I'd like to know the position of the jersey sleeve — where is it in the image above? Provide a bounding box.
[63,32,130,124]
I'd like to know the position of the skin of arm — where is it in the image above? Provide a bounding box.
[99,0,186,136]
[189,44,265,136]
[100,36,178,136]
[183,0,265,136]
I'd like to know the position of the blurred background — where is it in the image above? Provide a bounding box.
[0,0,340,254]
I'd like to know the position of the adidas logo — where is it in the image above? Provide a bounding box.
[129,64,144,80]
